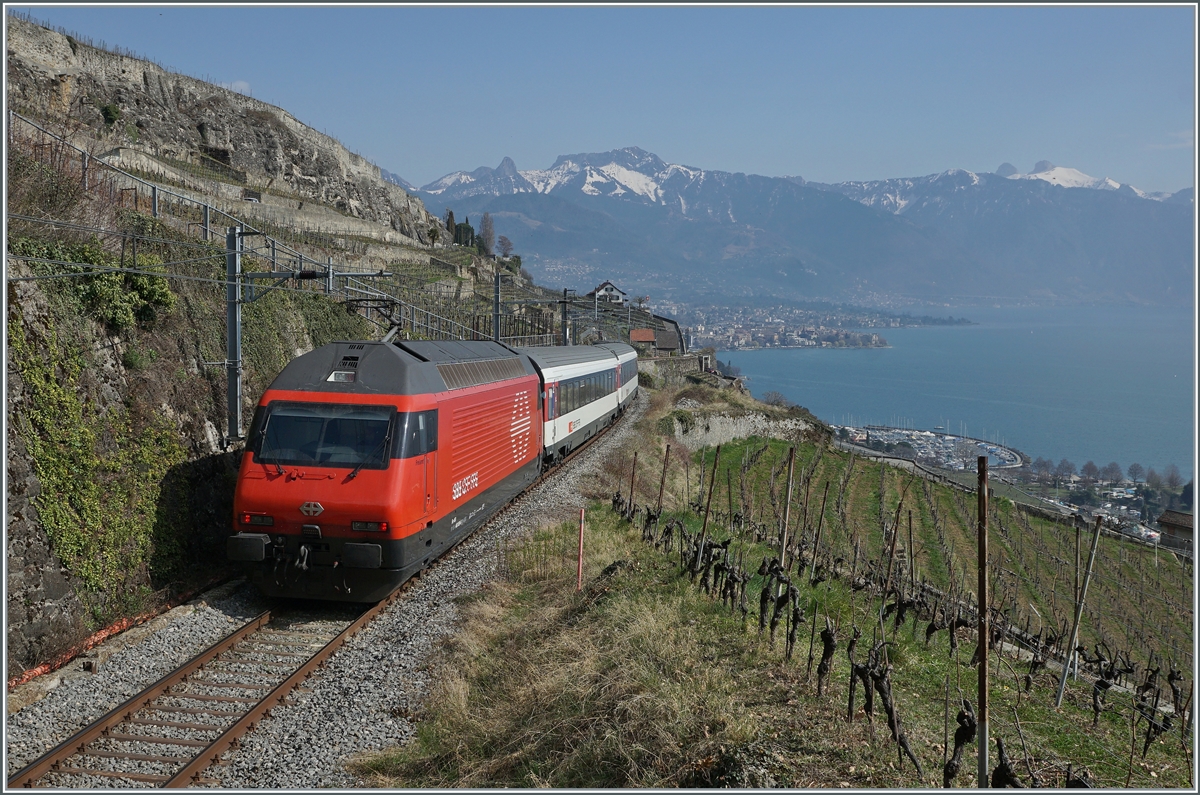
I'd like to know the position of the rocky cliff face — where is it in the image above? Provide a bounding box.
[6,16,441,243]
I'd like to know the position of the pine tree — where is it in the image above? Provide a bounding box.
[479,212,495,256]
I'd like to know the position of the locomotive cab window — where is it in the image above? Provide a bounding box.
[251,402,395,469]
[394,409,438,458]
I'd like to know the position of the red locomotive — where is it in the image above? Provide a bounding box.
[228,339,638,601]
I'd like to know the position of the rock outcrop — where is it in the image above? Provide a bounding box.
[6,15,441,243]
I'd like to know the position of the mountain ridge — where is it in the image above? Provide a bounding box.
[402,148,1193,307]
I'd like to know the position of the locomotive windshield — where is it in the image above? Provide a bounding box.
[252,402,395,469]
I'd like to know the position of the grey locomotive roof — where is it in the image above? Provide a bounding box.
[267,340,533,396]
[512,345,619,370]
[396,340,516,363]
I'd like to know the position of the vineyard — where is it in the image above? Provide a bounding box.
[356,386,1194,788]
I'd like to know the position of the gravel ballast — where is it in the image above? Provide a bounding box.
[6,392,646,788]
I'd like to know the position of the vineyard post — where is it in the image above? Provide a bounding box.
[809,482,831,586]
[977,455,989,789]
[1056,515,1103,708]
[780,447,796,569]
[727,468,735,525]
[657,444,671,514]
[628,452,639,518]
[577,508,585,592]
[693,445,721,576]
[908,509,915,598]
[1080,523,1089,672]
[944,675,950,774]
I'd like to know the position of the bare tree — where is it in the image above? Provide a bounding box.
[1164,463,1183,490]
[1127,462,1145,484]
[479,212,495,256]
[1100,461,1123,485]
[1146,468,1163,489]
[1032,457,1053,483]
[1054,458,1076,490]
[497,235,514,258]
[760,391,794,408]
[1081,460,1099,484]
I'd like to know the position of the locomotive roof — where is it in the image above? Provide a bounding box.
[267,340,533,396]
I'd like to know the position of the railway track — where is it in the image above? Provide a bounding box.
[9,398,639,789]
[7,591,403,788]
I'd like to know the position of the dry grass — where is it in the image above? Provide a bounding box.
[354,513,757,787]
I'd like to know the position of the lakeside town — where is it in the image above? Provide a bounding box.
[665,302,970,351]
[830,423,1192,550]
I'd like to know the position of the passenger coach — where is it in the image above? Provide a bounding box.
[517,342,637,463]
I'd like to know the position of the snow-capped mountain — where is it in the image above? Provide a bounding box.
[814,161,1182,216]
[397,148,1192,307]
[379,168,417,193]
[1010,160,1123,191]
[417,147,707,208]
[411,153,1178,207]
[420,156,535,198]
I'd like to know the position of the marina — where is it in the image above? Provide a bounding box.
[833,424,1025,470]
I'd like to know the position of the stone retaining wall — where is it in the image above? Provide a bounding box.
[664,410,812,451]
[637,354,703,386]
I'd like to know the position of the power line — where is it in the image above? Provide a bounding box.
[7,214,227,254]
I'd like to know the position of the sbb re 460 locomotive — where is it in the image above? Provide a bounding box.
[227,339,638,601]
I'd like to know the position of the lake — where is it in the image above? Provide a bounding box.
[722,304,1195,481]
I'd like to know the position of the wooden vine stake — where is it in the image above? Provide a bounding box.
[627,451,639,520]
[1055,515,1103,708]
[656,444,671,514]
[779,447,796,569]
[692,444,721,579]
[977,455,989,788]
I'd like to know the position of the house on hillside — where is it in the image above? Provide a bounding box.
[629,323,685,357]
[629,328,656,355]
[587,281,629,306]
[1156,509,1193,551]
[652,323,682,355]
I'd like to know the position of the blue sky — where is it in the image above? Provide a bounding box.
[8,4,1196,193]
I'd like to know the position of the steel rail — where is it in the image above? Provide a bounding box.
[6,611,272,788]
[163,585,408,787]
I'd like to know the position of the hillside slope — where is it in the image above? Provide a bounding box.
[5,15,441,244]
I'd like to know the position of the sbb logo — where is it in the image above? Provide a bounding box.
[452,471,479,500]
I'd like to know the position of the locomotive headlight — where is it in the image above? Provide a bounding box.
[352,521,388,532]
[239,513,275,526]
